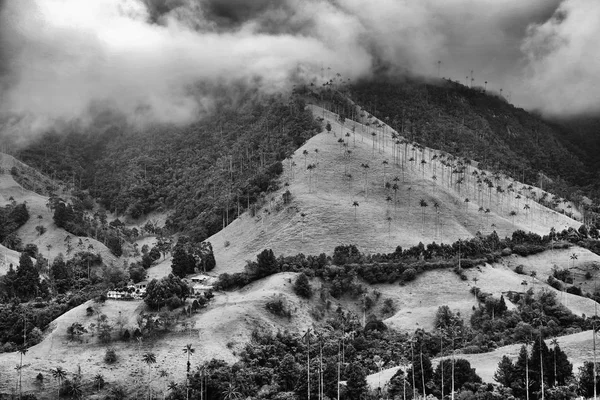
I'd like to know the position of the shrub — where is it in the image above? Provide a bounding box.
[104,348,117,364]
[566,286,582,296]
[586,271,593,280]
[401,268,417,281]
[547,276,563,291]
[381,298,396,316]
[293,273,312,298]
[265,297,291,319]
[515,265,524,274]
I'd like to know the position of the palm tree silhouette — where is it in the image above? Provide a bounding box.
[382,160,389,187]
[510,210,517,228]
[183,344,195,400]
[570,253,578,269]
[361,164,370,197]
[419,199,428,236]
[352,201,359,220]
[51,367,67,400]
[222,381,243,400]
[142,352,157,399]
[303,150,309,169]
[17,344,27,398]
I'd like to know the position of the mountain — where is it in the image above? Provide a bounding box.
[1,78,600,399]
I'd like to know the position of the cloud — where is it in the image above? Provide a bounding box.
[519,0,600,116]
[0,0,596,142]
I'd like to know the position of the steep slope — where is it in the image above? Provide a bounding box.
[0,152,117,271]
[207,105,580,275]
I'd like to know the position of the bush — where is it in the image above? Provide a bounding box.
[293,273,312,298]
[401,268,417,281]
[515,265,524,274]
[566,286,582,296]
[547,276,563,291]
[381,298,395,316]
[104,348,117,364]
[265,297,291,319]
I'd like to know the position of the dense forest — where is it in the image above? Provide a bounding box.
[16,94,320,241]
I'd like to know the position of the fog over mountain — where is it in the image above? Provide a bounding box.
[0,0,598,138]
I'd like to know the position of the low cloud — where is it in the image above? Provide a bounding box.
[0,0,596,142]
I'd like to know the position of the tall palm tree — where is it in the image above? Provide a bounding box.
[142,352,156,400]
[361,164,370,197]
[17,344,27,399]
[570,253,578,269]
[307,164,316,192]
[183,344,195,400]
[303,150,309,169]
[303,329,312,400]
[352,201,359,220]
[419,199,428,236]
[382,160,389,187]
[550,338,559,387]
[51,367,67,400]
[510,210,517,228]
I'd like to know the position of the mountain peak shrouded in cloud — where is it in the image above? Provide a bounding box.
[0,0,597,140]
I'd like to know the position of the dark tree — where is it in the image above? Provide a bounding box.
[345,361,368,400]
[293,273,311,298]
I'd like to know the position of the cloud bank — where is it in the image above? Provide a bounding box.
[0,0,597,140]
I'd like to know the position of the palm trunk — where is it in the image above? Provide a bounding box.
[411,343,416,400]
[420,346,426,398]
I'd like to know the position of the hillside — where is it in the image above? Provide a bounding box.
[1,96,598,400]
[207,105,580,274]
[0,152,118,265]
[0,272,330,396]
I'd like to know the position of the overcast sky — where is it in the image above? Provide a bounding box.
[0,0,598,136]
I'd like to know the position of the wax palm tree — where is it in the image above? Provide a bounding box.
[303,150,309,169]
[93,374,105,392]
[382,160,389,187]
[222,381,243,400]
[392,184,400,211]
[510,210,517,228]
[371,132,377,156]
[183,343,196,398]
[550,338,559,386]
[307,164,316,192]
[17,344,27,398]
[464,198,470,211]
[570,253,578,269]
[142,352,156,400]
[386,196,392,210]
[352,201,359,220]
[51,367,67,400]
[361,163,369,197]
[419,199,428,236]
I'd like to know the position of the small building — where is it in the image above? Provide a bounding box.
[185,274,216,297]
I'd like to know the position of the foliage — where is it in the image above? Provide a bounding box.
[104,348,117,364]
[18,96,320,241]
[293,273,312,298]
[0,202,29,250]
[144,274,190,310]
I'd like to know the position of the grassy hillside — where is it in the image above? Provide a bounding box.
[207,105,580,274]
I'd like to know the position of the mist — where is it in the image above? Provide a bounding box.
[0,0,597,141]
